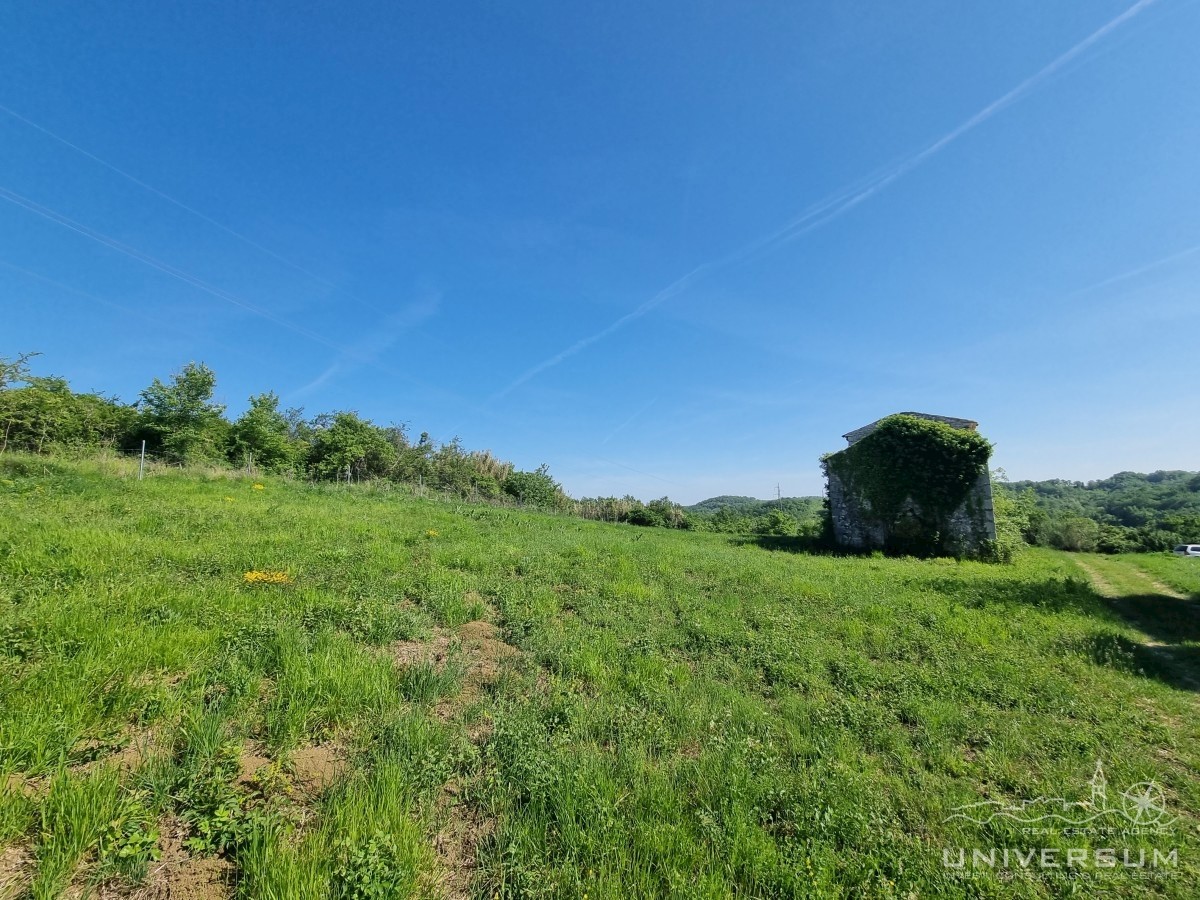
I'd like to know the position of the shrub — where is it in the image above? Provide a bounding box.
[1036,516,1100,552]
[502,465,564,509]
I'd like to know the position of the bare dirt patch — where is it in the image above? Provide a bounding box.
[74,727,163,779]
[431,621,521,897]
[388,620,517,680]
[125,817,234,900]
[387,631,454,667]
[2,772,45,801]
[290,743,345,795]
[456,621,519,691]
[389,620,521,713]
[0,845,33,900]
[390,618,522,899]
[431,794,495,900]
[236,745,275,788]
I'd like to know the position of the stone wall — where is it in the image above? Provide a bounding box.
[947,471,997,548]
[826,466,996,555]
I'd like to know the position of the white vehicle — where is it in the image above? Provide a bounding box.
[1173,544,1200,557]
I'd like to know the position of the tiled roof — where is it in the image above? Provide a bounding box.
[842,412,979,445]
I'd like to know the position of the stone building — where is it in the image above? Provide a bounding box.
[825,412,996,556]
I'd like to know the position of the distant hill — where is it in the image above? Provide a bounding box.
[686,495,762,514]
[1008,470,1200,528]
[688,495,824,519]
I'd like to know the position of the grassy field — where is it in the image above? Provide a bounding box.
[1121,554,1200,600]
[1,455,1198,899]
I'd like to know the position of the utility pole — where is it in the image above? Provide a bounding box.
[776,483,781,502]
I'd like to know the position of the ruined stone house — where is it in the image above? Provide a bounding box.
[824,412,996,556]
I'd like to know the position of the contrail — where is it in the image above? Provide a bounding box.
[496,0,1161,397]
[1064,240,1200,298]
[0,257,248,363]
[286,291,441,398]
[602,395,660,445]
[0,101,392,318]
[756,0,1162,253]
[0,185,438,391]
[592,455,685,488]
[494,261,714,397]
[0,101,478,374]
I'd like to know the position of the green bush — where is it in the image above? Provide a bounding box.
[1037,516,1101,552]
[502,464,564,508]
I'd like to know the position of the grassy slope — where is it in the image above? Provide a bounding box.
[1,455,1199,898]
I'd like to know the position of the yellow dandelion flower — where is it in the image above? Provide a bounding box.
[224,496,235,502]
[243,570,292,585]
[425,529,439,538]
[252,483,265,491]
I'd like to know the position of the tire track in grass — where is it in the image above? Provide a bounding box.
[1074,557,1120,600]
[1127,563,1194,601]
[1074,556,1200,691]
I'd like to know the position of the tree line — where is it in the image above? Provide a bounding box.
[0,353,552,504]
[13,352,1187,550]
[995,470,1200,553]
[0,353,700,529]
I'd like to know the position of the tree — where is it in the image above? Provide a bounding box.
[0,352,38,390]
[306,412,396,481]
[229,392,297,472]
[1,355,134,453]
[758,509,800,537]
[991,473,1038,562]
[138,362,228,464]
[625,503,666,527]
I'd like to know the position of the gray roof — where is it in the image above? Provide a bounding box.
[843,412,979,446]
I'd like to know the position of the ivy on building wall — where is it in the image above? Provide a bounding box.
[823,414,992,554]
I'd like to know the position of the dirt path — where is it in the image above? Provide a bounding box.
[1074,558,1119,598]
[1074,557,1200,691]
[1131,570,1190,601]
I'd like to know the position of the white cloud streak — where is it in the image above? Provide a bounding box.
[1063,240,1200,299]
[495,0,1161,397]
[0,101,394,318]
[753,0,1161,253]
[288,290,441,399]
[494,263,714,397]
[601,394,660,445]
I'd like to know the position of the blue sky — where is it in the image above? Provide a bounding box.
[3,0,1198,503]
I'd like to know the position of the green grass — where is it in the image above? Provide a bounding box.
[1077,552,1200,600]
[1,454,1199,897]
[1123,553,1200,598]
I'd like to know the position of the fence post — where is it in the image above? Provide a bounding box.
[139,440,146,481]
